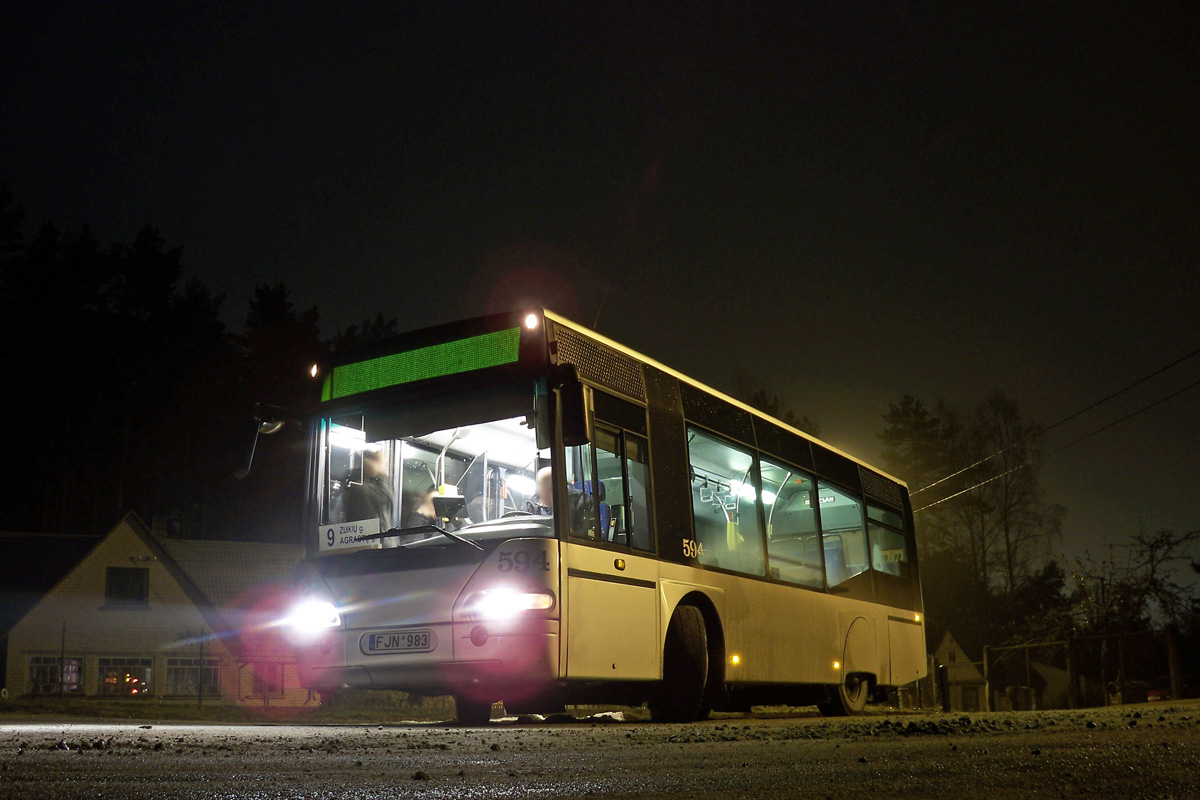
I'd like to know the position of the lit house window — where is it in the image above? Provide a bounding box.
[250,662,285,697]
[98,657,153,696]
[29,656,82,695]
[166,658,220,696]
[104,567,149,606]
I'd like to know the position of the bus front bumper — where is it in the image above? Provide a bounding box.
[296,618,560,694]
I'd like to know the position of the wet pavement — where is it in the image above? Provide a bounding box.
[2,702,1198,799]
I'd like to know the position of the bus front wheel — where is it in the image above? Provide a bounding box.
[649,604,708,723]
[817,673,869,716]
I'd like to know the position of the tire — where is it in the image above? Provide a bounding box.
[817,673,870,717]
[454,696,494,725]
[649,604,708,723]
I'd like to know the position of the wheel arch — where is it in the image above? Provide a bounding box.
[841,615,879,688]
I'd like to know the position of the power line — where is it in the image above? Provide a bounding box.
[911,343,1200,496]
[913,374,1200,514]
[1043,374,1200,459]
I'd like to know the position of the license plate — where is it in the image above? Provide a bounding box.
[361,629,436,655]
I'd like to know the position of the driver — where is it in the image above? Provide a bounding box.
[522,466,595,534]
[522,467,556,516]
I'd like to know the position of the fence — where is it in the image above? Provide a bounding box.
[980,628,1188,710]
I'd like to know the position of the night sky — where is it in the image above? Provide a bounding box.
[3,2,1198,562]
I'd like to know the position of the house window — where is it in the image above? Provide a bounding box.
[949,650,957,663]
[28,656,82,695]
[98,657,153,696]
[104,567,149,606]
[166,658,220,696]
[250,662,285,697]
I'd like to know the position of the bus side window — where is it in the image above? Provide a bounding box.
[759,457,823,590]
[686,428,765,576]
[817,481,870,597]
[623,433,653,552]
[592,425,656,552]
[868,504,914,608]
[565,443,599,539]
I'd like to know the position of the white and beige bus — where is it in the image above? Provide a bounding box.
[288,309,925,723]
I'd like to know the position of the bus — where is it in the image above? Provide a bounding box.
[286,309,925,723]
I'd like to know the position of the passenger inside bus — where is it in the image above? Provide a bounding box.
[343,448,394,533]
[402,486,438,529]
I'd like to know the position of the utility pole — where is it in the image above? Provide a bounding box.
[982,646,991,712]
[1165,625,1185,702]
[59,621,66,699]
[1066,637,1079,709]
[198,635,205,708]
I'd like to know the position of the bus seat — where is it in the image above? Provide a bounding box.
[823,536,847,585]
[572,480,611,540]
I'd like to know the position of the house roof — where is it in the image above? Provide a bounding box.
[158,539,302,614]
[156,537,303,659]
[939,625,1009,664]
[0,532,101,639]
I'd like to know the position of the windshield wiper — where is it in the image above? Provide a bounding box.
[360,524,484,551]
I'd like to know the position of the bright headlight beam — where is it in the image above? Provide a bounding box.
[470,589,554,619]
[287,600,342,633]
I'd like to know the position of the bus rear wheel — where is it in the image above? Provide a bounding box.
[818,673,869,717]
[649,604,708,723]
[454,695,494,726]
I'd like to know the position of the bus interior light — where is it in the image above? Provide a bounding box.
[524,313,539,330]
[504,473,537,497]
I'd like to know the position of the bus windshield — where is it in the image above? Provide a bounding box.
[320,408,551,551]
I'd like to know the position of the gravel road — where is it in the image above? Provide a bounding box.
[2,702,1198,799]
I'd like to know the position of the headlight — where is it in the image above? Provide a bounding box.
[287,600,342,635]
[468,589,555,619]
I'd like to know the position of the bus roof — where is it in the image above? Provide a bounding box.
[543,309,907,488]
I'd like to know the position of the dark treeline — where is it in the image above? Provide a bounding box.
[879,393,1200,646]
[0,188,393,541]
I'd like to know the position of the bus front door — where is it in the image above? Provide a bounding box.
[563,544,659,680]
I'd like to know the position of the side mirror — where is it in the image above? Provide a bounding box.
[533,366,588,449]
[234,403,293,479]
[534,393,553,451]
[558,380,587,447]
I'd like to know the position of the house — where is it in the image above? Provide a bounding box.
[3,514,311,706]
[0,531,101,691]
[934,629,988,712]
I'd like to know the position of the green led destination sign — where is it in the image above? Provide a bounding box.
[324,327,521,401]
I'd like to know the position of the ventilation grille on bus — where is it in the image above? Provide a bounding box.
[860,467,904,509]
[553,326,646,401]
